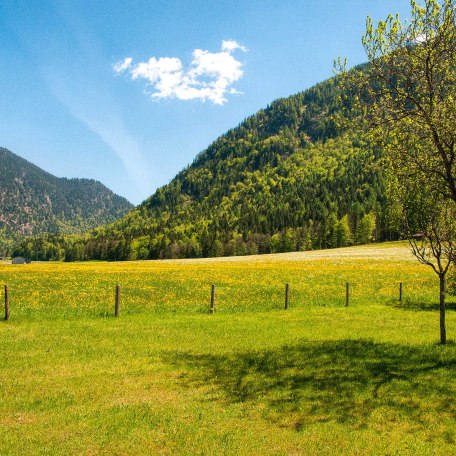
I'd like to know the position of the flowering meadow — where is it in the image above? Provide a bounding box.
[0,243,439,320]
[1,243,455,455]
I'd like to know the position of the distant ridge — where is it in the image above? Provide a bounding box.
[0,147,133,252]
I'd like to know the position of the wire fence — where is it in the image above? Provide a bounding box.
[1,278,431,322]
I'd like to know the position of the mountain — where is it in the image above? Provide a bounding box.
[0,147,133,253]
[14,71,397,261]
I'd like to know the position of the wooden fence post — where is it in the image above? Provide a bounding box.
[345,282,350,307]
[4,285,9,321]
[284,283,290,310]
[115,285,120,317]
[211,284,215,313]
[210,284,215,314]
[399,282,403,303]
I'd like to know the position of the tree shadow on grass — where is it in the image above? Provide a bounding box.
[164,340,456,434]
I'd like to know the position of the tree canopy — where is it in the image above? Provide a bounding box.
[338,0,456,202]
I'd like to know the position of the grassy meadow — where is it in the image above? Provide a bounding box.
[1,242,455,455]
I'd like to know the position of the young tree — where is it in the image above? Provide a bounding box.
[334,215,353,247]
[337,0,456,343]
[356,212,376,245]
[0,228,14,257]
[395,176,456,344]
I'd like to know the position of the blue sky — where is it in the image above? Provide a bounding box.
[0,0,412,204]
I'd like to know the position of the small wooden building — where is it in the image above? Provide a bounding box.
[12,257,31,264]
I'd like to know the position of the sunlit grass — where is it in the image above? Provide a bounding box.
[0,242,455,455]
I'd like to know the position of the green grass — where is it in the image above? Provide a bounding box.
[1,242,455,454]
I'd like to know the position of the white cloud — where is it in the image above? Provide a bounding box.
[414,32,428,43]
[114,40,247,105]
[113,57,133,73]
[221,39,248,53]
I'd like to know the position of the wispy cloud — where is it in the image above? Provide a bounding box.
[113,56,133,73]
[114,40,247,105]
[44,70,151,200]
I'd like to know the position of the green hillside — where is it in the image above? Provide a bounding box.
[15,72,396,261]
[0,147,133,254]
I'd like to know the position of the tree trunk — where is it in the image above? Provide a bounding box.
[439,273,447,345]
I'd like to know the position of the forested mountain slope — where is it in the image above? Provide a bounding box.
[0,147,133,253]
[15,72,396,261]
